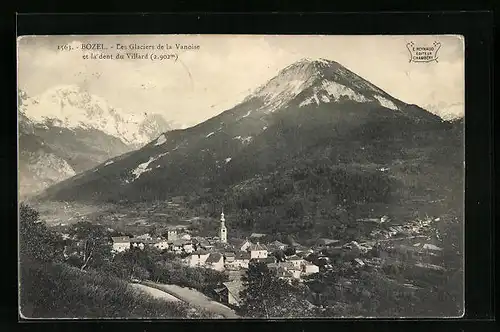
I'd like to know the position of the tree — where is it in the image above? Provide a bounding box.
[284,246,296,256]
[68,221,112,271]
[239,262,316,318]
[19,203,64,263]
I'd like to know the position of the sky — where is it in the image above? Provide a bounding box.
[17,35,464,126]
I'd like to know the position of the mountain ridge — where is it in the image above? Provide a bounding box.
[37,57,452,205]
[18,87,173,198]
[21,85,173,147]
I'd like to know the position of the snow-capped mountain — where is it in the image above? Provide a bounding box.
[22,85,172,147]
[18,101,77,197]
[423,102,464,121]
[18,87,172,198]
[247,58,402,113]
[40,58,448,203]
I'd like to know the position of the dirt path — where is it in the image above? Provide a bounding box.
[142,281,239,318]
[129,283,182,302]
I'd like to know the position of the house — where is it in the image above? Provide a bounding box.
[166,230,178,241]
[224,252,236,263]
[154,238,169,251]
[302,262,320,275]
[169,239,186,253]
[343,241,370,253]
[354,258,365,267]
[205,253,224,271]
[264,256,277,263]
[136,233,152,240]
[230,251,251,269]
[130,238,159,250]
[226,269,245,281]
[276,268,295,280]
[249,233,266,239]
[267,261,294,274]
[130,238,146,250]
[180,233,192,240]
[131,242,146,250]
[415,262,446,272]
[295,251,312,259]
[248,242,268,259]
[316,238,340,247]
[294,244,313,255]
[275,265,301,280]
[185,251,210,267]
[289,268,302,279]
[183,241,195,254]
[422,243,443,251]
[111,236,130,252]
[251,256,276,264]
[267,262,280,270]
[219,281,244,306]
[230,239,253,252]
[196,238,213,251]
[364,257,383,267]
[316,253,330,261]
[267,240,287,252]
[287,255,305,269]
[170,196,185,204]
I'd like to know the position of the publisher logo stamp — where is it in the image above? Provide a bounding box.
[406,41,441,63]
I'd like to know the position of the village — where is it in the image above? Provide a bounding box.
[107,209,446,308]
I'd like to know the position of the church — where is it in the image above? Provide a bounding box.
[219,209,227,243]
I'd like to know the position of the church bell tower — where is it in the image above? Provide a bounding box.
[220,209,227,243]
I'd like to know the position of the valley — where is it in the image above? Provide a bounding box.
[19,57,464,319]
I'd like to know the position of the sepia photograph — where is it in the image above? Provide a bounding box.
[17,34,464,319]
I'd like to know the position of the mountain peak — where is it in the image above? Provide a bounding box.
[21,86,172,146]
[282,57,342,71]
[246,57,400,113]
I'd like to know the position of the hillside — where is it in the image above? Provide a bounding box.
[19,259,206,318]
[37,58,463,241]
[40,58,446,202]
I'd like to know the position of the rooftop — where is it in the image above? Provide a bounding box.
[191,250,210,255]
[111,236,130,243]
[235,251,251,260]
[222,281,244,300]
[130,238,158,244]
[251,256,276,264]
[171,239,191,246]
[229,238,251,246]
[249,233,266,238]
[248,243,268,251]
[206,253,223,264]
[317,238,340,245]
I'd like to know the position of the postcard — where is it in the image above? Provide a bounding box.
[17,34,464,319]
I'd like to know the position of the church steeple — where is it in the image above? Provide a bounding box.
[219,207,227,243]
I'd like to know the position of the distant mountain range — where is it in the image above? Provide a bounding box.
[18,86,173,198]
[38,58,460,210]
[423,102,464,121]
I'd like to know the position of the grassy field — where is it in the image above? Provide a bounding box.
[19,259,215,319]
